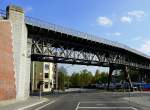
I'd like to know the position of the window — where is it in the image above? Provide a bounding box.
[53,80,56,84]
[45,82,49,88]
[45,73,49,78]
[45,64,49,71]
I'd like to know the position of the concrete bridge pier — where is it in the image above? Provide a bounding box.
[122,66,133,90]
[107,65,133,90]
[107,65,114,90]
[6,5,31,100]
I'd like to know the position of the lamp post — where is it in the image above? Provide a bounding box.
[39,73,44,99]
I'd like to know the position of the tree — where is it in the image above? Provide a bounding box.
[128,69,139,82]
[70,72,80,87]
[79,69,93,87]
[99,72,108,83]
[69,69,94,87]
[94,69,101,83]
[64,75,70,88]
[58,66,68,90]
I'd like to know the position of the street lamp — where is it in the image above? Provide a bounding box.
[39,73,44,99]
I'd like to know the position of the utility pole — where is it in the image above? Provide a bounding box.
[54,63,58,91]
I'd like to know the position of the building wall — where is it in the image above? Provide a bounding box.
[0,5,57,101]
[43,62,55,92]
[0,21,16,100]
[31,61,55,92]
[32,61,43,91]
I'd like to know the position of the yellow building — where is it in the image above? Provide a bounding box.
[30,61,57,92]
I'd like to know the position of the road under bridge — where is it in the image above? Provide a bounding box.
[0,5,150,101]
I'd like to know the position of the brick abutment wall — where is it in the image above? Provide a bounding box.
[0,5,31,101]
[0,21,16,100]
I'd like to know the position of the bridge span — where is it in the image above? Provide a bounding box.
[0,5,150,101]
[26,17,150,69]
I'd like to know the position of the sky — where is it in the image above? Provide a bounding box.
[1,0,150,74]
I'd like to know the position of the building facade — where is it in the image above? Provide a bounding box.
[31,61,56,92]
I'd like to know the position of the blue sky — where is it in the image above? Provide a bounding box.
[1,0,150,74]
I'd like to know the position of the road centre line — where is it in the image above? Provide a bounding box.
[96,103,104,106]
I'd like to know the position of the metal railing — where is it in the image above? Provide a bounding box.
[25,16,125,48]
[0,8,149,59]
[0,9,6,18]
[25,16,150,59]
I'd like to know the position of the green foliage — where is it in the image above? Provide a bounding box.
[69,69,108,87]
[58,66,68,90]
[99,72,108,83]
[146,79,150,83]
[128,69,139,82]
[94,69,101,83]
[70,72,80,87]
[69,69,93,87]
[79,69,93,87]
[58,67,110,89]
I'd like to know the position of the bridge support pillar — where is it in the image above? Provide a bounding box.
[54,63,58,90]
[107,66,114,90]
[107,65,133,90]
[6,5,30,100]
[122,66,133,90]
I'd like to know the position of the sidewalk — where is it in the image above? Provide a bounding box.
[0,96,49,110]
[123,92,150,108]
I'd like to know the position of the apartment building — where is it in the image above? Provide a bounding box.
[30,61,57,92]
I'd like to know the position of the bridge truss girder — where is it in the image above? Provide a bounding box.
[30,36,150,70]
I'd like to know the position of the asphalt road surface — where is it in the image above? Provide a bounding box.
[26,91,149,110]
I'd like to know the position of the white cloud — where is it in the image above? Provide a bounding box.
[133,36,143,41]
[120,10,145,24]
[105,32,122,37]
[120,16,132,23]
[97,16,112,26]
[25,6,32,13]
[139,40,150,54]
[128,10,145,19]
[113,32,121,36]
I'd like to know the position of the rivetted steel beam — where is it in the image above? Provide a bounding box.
[29,35,150,70]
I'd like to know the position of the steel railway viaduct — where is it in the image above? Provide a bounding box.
[0,5,150,101]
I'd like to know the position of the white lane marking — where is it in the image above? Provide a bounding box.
[78,107,138,110]
[80,101,126,103]
[18,100,47,110]
[96,103,104,106]
[75,102,80,110]
[35,100,56,110]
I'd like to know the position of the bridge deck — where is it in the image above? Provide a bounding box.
[25,16,150,61]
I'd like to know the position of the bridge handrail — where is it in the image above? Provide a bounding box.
[0,9,149,60]
[0,9,6,18]
[25,17,123,47]
[25,16,150,60]
[25,16,122,46]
